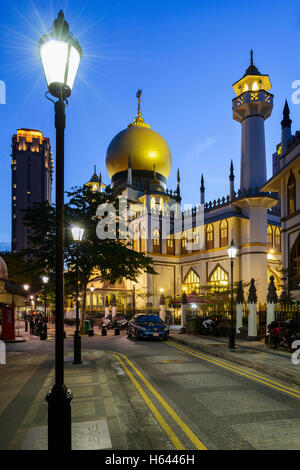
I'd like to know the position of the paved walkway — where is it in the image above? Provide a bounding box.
[169,331,300,387]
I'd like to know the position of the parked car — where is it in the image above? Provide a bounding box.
[127,314,169,340]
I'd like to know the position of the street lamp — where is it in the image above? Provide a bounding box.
[23,283,30,332]
[39,10,81,451]
[227,239,238,349]
[71,226,84,365]
[41,275,49,340]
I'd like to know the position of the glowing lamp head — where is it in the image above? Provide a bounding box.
[23,283,30,292]
[90,285,95,292]
[227,239,238,260]
[39,10,82,99]
[71,226,84,242]
[42,275,49,284]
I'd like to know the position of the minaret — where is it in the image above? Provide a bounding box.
[229,160,235,200]
[99,172,102,192]
[127,154,132,187]
[232,50,273,190]
[281,100,292,156]
[176,168,181,198]
[200,174,205,205]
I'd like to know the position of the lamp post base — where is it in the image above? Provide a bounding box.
[46,384,73,451]
[73,331,82,364]
[229,329,236,349]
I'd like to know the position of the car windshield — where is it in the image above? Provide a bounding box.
[135,315,163,324]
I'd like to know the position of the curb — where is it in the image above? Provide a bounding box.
[169,335,300,388]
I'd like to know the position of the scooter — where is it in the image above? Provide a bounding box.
[265,320,297,352]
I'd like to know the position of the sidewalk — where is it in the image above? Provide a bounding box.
[169,330,300,387]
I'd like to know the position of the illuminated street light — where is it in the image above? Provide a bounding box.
[39,10,81,452]
[227,239,238,349]
[71,225,84,366]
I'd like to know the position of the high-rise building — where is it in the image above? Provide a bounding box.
[11,129,53,253]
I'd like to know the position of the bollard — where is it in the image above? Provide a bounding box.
[101,327,107,336]
[114,328,120,336]
[88,329,94,337]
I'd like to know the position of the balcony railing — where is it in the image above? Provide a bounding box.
[232,90,273,111]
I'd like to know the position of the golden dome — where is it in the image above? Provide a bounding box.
[106,90,172,180]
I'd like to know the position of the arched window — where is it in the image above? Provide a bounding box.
[274,227,281,252]
[219,220,228,247]
[167,234,175,255]
[182,269,200,294]
[192,228,199,251]
[206,224,214,250]
[287,171,296,215]
[290,235,300,291]
[140,228,146,253]
[181,231,187,254]
[153,228,161,253]
[267,225,273,250]
[209,265,228,292]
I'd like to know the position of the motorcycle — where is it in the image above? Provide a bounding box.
[265,320,297,352]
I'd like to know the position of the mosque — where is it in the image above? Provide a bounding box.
[84,53,287,313]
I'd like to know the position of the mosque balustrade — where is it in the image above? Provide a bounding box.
[232,90,273,110]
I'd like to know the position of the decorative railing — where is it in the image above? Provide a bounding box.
[232,90,273,111]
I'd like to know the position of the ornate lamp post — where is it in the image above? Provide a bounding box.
[227,239,238,349]
[41,275,49,340]
[71,226,84,365]
[39,10,82,451]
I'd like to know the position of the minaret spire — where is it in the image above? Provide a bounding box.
[281,99,292,156]
[176,168,181,197]
[250,49,253,66]
[200,174,205,205]
[229,160,235,200]
[99,172,102,192]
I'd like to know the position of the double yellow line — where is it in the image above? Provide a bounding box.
[111,351,207,451]
[166,340,300,400]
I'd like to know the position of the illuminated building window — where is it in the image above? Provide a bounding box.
[92,184,98,192]
[287,171,296,215]
[167,234,175,255]
[133,226,140,252]
[153,228,161,253]
[181,231,187,254]
[219,219,228,247]
[206,224,214,250]
[159,197,164,213]
[140,228,146,252]
[209,265,228,292]
[13,184,16,189]
[252,81,258,91]
[275,227,281,251]
[182,269,200,294]
[267,225,273,250]
[243,84,248,92]
[277,145,282,155]
[290,235,300,290]
[151,197,156,211]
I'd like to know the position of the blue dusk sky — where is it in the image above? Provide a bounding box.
[0,0,300,247]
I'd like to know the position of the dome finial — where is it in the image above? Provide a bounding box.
[128,89,150,128]
[250,49,253,66]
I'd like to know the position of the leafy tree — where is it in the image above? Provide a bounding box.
[23,185,156,332]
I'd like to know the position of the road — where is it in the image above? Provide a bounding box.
[1,329,300,450]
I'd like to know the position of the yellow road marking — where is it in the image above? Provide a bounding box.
[112,354,185,450]
[114,351,207,450]
[166,340,300,399]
